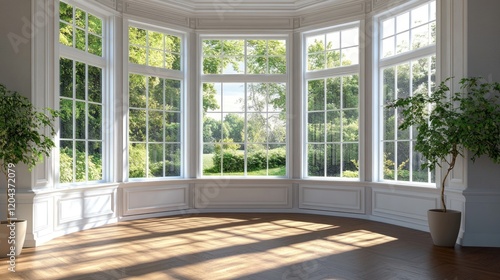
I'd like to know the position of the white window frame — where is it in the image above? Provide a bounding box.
[56,0,112,185]
[302,22,362,180]
[124,20,187,181]
[374,0,437,185]
[197,33,291,178]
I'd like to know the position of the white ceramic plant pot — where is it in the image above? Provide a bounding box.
[0,219,27,257]
[427,209,461,247]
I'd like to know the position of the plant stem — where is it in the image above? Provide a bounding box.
[441,145,458,213]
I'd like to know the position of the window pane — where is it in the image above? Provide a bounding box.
[88,104,102,140]
[75,141,86,182]
[165,144,181,176]
[223,56,244,74]
[75,8,85,28]
[59,2,73,23]
[166,113,180,142]
[88,141,102,181]
[60,140,74,183]
[59,22,73,47]
[75,62,86,100]
[326,111,341,142]
[203,143,219,175]
[308,144,325,176]
[166,35,181,53]
[88,34,102,56]
[88,14,102,35]
[343,143,359,178]
[326,32,340,50]
[343,110,359,142]
[382,18,394,38]
[383,142,395,180]
[341,28,358,48]
[129,143,147,178]
[326,50,341,68]
[60,58,73,97]
[308,112,324,143]
[75,28,86,51]
[149,143,164,177]
[129,74,147,108]
[326,77,341,110]
[88,65,102,102]
[129,109,147,142]
[75,101,86,140]
[129,46,146,65]
[165,79,181,111]
[148,111,164,142]
[129,27,146,46]
[60,99,73,139]
[397,141,410,181]
[247,56,267,74]
[326,144,340,177]
[343,75,358,109]
[148,76,163,110]
[308,79,325,111]
[223,83,244,112]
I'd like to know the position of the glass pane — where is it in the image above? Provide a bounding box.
[326,111,341,142]
[308,53,325,71]
[413,148,428,183]
[59,22,73,47]
[59,2,73,23]
[308,112,325,143]
[223,113,244,143]
[326,77,341,110]
[204,113,222,142]
[383,142,395,180]
[382,37,394,58]
[342,47,358,66]
[247,83,266,112]
[60,58,73,97]
[221,144,245,176]
[166,35,181,53]
[148,76,163,110]
[268,144,286,176]
[341,28,358,48]
[129,27,147,46]
[88,65,102,102]
[75,101,86,140]
[247,56,267,74]
[75,62,85,100]
[166,53,181,70]
[382,18,395,38]
[343,143,359,178]
[269,56,286,74]
[396,12,410,33]
[129,143,147,178]
[129,46,147,65]
[88,14,102,35]
[248,144,267,176]
[268,40,286,56]
[343,75,359,109]
[342,110,359,142]
[326,144,340,177]
[222,83,244,112]
[75,141,86,182]
[383,108,395,140]
[88,34,102,56]
[129,109,146,142]
[412,57,429,97]
[306,35,324,53]
[411,4,429,27]
[326,50,341,68]
[75,8,85,28]
[59,140,74,183]
[165,144,181,176]
[247,113,266,143]
[396,31,410,54]
[411,24,429,50]
[308,144,325,176]
[268,83,286,112]
[148,111,164,142]
[88,104,102,140]
[383,67,395,103]
[88,141,102,181]
[59,99,73,139]
[129,74,147,108]
[165,79,181,111]
[149,49,164,68]
[203,57,222,74]
[326,31,340,50]
[397,109,409,139]
[203,143,219,175]
[246,40,264,56]
[223,40,244,56]
[149,143,164,177]
[223,56,244,74]
[165,112,181,142]
[268,113,286,143]
[430,22,436,44]
[148,30,163,49]
[397,141,410,181]
[397,63,410,99]
[308,79,325,111]
[75,28,86,52]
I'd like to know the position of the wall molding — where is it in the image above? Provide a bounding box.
[299,184,365,213]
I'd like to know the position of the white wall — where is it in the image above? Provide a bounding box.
[462,0,500,247]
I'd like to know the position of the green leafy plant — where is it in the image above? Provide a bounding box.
[389,77,500,212]
[0,84,58,221]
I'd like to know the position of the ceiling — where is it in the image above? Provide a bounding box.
[150,0,357,14]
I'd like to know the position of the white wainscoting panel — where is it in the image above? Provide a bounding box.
[195,183,292,209]
[372,188,438,227]
[122,184,189,216]
[299,184,365,214]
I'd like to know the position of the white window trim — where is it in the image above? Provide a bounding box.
[197,33,292,178]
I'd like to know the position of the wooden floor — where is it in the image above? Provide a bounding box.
[1,213,500,280]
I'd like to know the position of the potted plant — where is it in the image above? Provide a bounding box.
[389,77,500,247]
[0,84,58,257]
